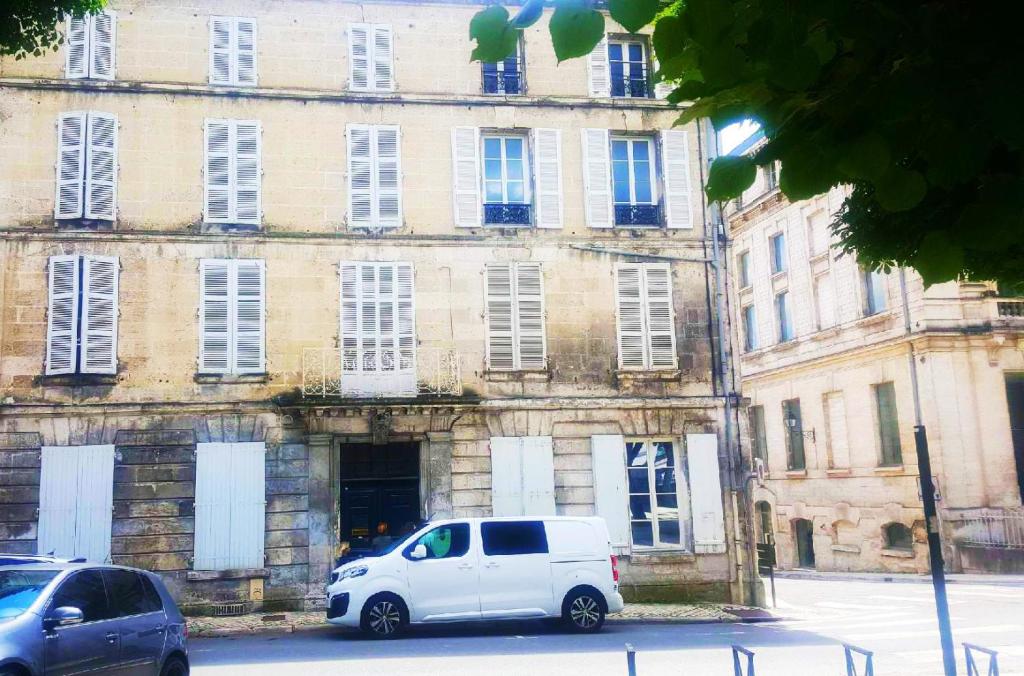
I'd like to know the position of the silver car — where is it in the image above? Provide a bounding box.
[0,559,189,676]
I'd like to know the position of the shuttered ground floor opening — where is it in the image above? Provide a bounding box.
[338,442,420,559]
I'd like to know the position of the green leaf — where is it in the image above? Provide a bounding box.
[510,0,545,29]
[549,0,605,62]
[610,0,660,33]
[652,14,688,62]
[913,232,964,286]
[705,156,757,201]
[874,167,927,212]
[838,133,891,181]
[470,6,519,63]
[778,147,836,200]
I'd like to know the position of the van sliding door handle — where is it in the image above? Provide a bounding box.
[484,562,500,569]
[457,563,474,570]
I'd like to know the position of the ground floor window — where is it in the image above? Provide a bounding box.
[626,440,684,549]
[883,522,913,551]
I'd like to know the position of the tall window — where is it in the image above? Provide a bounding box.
[806,209,829,257]
[482,42,522,94]
[776,291,794,343]
[738,250,752,289]
[55,112,118,222]
[1004,373,1024,502]
[763,162,778,191]
[485,263,546,371]
[194,442,266,570]
[65,11,115,80]
[864,270,888,315]
[45,255,119,375]
[874,382,902,466]
[348,23,394,92]
[626,441,683,548]
[749,406,768,465]
[769,232,787,274]
[742,305,758,352]
[782,399,806,470]
[199,259,266,375]
[608,39,649,98]
[615,263,677,370]
[204,119,262,226]
[482,135,530,225]
[347,124,402,229]
[209,17,257,86]
[611,136,658,226]
[814,273,836,330]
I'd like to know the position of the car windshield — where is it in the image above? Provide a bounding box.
[0,569,59,620]
[377,530,420,556]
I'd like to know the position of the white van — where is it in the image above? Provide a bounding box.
[325,516,624,637]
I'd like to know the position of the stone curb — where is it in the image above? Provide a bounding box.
[772,570,1024,586]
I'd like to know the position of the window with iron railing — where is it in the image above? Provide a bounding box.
[611,136,661,226]
[482,135,531,226]
[482,47,522,95]
[609,39,650,98]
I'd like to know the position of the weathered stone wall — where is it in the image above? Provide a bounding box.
[0,434,42,555]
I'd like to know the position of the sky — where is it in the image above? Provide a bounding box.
[718,120,760,154]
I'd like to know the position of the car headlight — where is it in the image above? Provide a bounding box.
[337,565,368,581]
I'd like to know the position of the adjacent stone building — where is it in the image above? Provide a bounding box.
[0,0,758,612]
[726,132,1024,574]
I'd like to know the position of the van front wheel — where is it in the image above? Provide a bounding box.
[562,588,606,633]
[360,593,408,639]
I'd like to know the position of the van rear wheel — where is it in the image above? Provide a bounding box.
[563,589,605,633]
[360,593,408,639]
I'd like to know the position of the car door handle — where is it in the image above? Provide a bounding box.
[484,562,500,569]
[154,625,165,633]
[105,632,119,644]
[457,563,474,570]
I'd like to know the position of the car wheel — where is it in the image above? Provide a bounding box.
[360,593,408,639]
[160,656,189,676]
[563,589,606,633]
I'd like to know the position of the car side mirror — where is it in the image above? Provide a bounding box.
[410,544,428,560]
[44,606,84,631]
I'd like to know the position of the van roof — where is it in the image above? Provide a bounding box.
[425,516,607,526]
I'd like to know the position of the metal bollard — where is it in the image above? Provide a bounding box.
[843,644,875,676]
[625,642,637,676]
[964,643,1000,676]
[732,645,755,676]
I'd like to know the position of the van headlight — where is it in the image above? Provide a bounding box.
[337,565,369,581]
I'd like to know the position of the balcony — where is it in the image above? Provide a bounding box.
[482,67,521,95]
[302,347,462,399]
[998,300,1024,318]
[614,203,662,227]
[483,203,531,226]
[611,76,649,99]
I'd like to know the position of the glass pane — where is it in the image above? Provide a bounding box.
[505,138,523,159]
[656,492,679,517]
[631,141,649,161]
[481,521,549,556]
[482,62,497,74]
[608,43,623,60]
[652,442,674,468]
[627,43,643,62]
[507,181,525,203]
[629,494,652,520]
[483,138,501,159]
[627,468,649,494]
[658,520,681,545]
[485,181,503,202]
[612,162,631,202]
[506,158,524,180]
[484,159,502,181]
[611,140,628,161]
[631,521,653,547]
[654,467,676,495]
[633,167,652,202]
[626,441,648,468]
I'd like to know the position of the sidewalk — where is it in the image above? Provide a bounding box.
[772,569,1024,586]
[187,602,755,638]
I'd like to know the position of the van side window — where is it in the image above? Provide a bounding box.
[481,521,548,556]
[405,523,470,560]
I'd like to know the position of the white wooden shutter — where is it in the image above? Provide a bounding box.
[199,260,230,373]
[825,392,851,468]
[643,264,678,369]
[65,15,89,79]
[209,17,233,84]
[80,255,119,374]
[660,130,693,229]
[375,125,402,227]
[235,18,258,86]
[815,272,837,330]
[196,442,266,570]
[615,264,646,369]
[587,36,610,97]
[531,128,563,228]
[55,112,87,219]
[591,434,629,552]
[451,126,481,227]
[490,437,523,517]
[89,11,115,80]
[46,255,80,375]
[233,120,261,225]
[372,24,394,91]
[349,23,370,91]
[521,436,556,516]
[84,112,117,220]
[234,260,266,373]
[515,263,546,369]
[38,445,114,563]
[396,263,416,386]
[686,433,726,554]
[581,129,613,228]
[230,442,266,569]
[339,262,359,375]
[204,119,231,222]
[346,124,373,228]
[485,264,515,370]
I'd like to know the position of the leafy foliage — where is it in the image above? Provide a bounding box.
[469,0,1024,286]
[1,0,105,58]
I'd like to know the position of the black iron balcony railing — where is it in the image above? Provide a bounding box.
[614,203,662,227]
[484,203,532,226]
[482,62,522,95]
[611,76,650,98]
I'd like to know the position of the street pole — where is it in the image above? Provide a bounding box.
[900,269,957,676]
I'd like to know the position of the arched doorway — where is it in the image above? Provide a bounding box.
[755,501,774,545]
[793,518,816,568]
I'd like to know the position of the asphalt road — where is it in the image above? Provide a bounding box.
[190,577,1024,676]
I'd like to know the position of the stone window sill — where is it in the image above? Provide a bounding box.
[194,373,269,384]
[826,468,852,477]
[626,549,696,564]
[858,311,895,328]
[187,568,270,582]
[38,374,118,387]
[831,544,861,554]
[880,547,915,559]
[201,222,262,234]
[484,369,551,383]
[615,369,680,384]
[56,218,114,231]
[785,469,808,478]
[874,465,906,476]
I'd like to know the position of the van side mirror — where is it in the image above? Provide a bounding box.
[44,606,84,631]
[410,544,428,560]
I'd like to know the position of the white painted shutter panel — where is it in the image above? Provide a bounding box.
[515,263,546,369]
[521,436,556,516]
[490,437,524,517]
[686,433,726,554]
[80,255,119,374]
[643,264,678,369]
[194,443,234,570]
[65,15,88,78]
[587,36,610,97]
[615,264,646,369]
[38,446,79,557]
[340,262,359,374]
[89,11,115,80]
[451,127,481,227]
[349,24,370,91]
[46,255,80,375]
[372,24,394,91]
[199,259,231,373]
[233,120,261,225]
[346,124,374,228]
[826,392,851,468]
[55,112,86,219]
[485,264,515,371]
[234,260,265,374]
[235,18,258,86]
[581,129,613,228]
[395,262,416,389]
[591,435,629,552]
[204,119,231,222]
[209,17,232,84]
[816,272,836,329]
[375,125,402,227]
[38,446,114,563]
[531,129,563,229]
[74,445,115,562]
[84,112,117,220]
[661,130,693,229]
[229,442,266,569]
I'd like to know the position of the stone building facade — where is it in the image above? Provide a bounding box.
[726,133,1024,574]
[0,0,758,612]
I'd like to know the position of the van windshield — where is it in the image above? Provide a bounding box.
[0,569,59,620]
